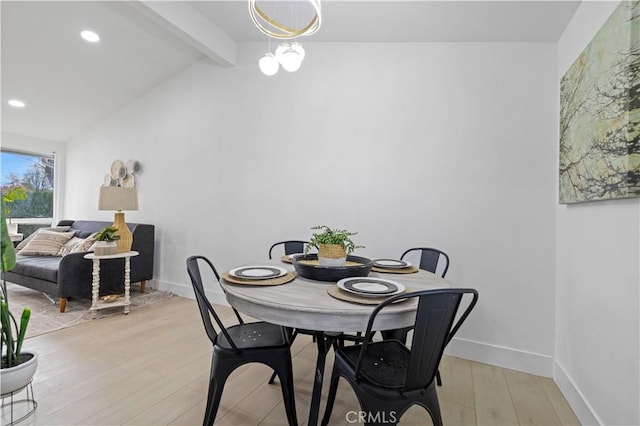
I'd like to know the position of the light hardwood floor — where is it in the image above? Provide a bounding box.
[6,296,580,426]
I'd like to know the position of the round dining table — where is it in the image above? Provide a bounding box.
[220,260,450,426]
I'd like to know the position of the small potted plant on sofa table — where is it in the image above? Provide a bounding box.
[93,226,120,256]
[306,225,364,266]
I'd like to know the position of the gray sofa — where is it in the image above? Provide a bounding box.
[6,220,154,312]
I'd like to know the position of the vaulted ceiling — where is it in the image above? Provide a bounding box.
[1,1,580,143]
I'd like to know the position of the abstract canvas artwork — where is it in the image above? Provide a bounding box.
[559,1,639,204]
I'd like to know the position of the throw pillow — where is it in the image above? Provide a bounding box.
[58,236,84,256]
[18,230,75,256]
[15,226,72,251]
[69,232,99,253]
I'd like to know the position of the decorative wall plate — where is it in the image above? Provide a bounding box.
[126,159,141,175]
[121,174,135,188]
[110,160,126,179]
[104,174,115,186]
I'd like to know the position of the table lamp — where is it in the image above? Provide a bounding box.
[98,186,138,253]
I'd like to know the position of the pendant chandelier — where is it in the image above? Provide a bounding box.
[249,0,321,76]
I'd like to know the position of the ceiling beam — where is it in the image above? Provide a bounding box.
[131,1,236,67]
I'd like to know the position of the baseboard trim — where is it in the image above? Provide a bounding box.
[157,279,228,305]
[553,360,601,425]
[444,337,554,377]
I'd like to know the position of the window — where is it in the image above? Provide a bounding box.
[1,149,55,238]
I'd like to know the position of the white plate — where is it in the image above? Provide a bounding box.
[372,259,412,269]
[337,277,405,298]
[229,265,288,280]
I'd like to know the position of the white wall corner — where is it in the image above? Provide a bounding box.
[155,279,228,307]
[553,360,601,426]
[446,337,554,378]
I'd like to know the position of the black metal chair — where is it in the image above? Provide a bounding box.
[382,247,451,385]
[321,288,478,426]
[401,247,450,278]
[268,240,308,260]
[186,255,298,426]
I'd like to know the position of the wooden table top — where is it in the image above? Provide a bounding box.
[220,261,449,333]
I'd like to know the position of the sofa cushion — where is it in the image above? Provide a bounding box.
[13,255,61,282]
[74,229,95,239]
[69,232,99,253]
[18,230,75,256]
[59,237,84,256]
[15,226,71,251]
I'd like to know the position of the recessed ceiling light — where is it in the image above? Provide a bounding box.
[81,30,100,43]
[8,99,25,108]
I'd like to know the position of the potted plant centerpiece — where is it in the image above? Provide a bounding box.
[93,226,120,256]
[306,225,364,266]
[1,206,38,397]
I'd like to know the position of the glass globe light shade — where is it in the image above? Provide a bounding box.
[276,43,304,72]
[259,52,279,76]
[275,43,289,61]
[290,43,305,61]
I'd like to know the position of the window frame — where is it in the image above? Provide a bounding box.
[1,147,58,229]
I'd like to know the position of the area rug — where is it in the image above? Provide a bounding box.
[2,282,175,339]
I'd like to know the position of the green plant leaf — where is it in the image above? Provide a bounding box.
[1,301,15,365]
[15,308,31,357]
[0,206,17,273]
[95,226,121,241]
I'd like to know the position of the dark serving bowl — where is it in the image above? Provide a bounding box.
[292,254,373,282]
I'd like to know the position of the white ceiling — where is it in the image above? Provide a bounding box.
[190,1,581,43]
[1,0,580,143]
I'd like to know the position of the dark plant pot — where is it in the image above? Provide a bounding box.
[292,254,372,282]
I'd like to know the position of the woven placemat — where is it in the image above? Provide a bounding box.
[371,265,419,274]
[327,285,411,305]
[222,271,296,286]
[281,255,293,264]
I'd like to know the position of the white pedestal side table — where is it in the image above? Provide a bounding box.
[84,251,139,319]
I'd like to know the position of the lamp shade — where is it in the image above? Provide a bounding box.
[98,187,138,211]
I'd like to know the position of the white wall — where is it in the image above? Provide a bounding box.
[64,42,558,375]
[556,2,640,425]
[0,132,66,223]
